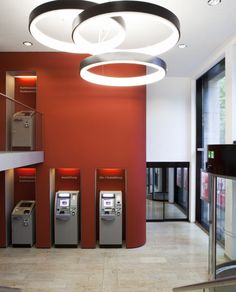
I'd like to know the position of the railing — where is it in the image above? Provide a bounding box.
[0,92,43,151]
[173,275,236,291]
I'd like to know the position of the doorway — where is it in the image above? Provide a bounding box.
[146,162,189,221]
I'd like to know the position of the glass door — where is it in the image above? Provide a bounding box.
[146,167,164,220]
[196,59,225,233]
[146,162,189,221]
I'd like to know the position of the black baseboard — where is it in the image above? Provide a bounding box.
[99,244,122,248]
[12,244,33,248]
[54,244,78,248]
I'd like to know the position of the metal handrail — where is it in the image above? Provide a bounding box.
[0,92,42,115]
[173,275,236,291]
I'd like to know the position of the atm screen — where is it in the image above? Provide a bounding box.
[58,193,70,198]
[104,199,114,208]
[20,202,32,208]
[102,193,115,198]
[60,199,69,207]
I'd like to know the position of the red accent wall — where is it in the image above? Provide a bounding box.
[0,52,146,249]
[55,168,80,191]
[14,168,36,204]
[15,77,36,110]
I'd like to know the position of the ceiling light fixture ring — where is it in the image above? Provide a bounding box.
[73,0,180,55]
[29,0,97,53]
[72,15,126,55]
[80,52,167,87]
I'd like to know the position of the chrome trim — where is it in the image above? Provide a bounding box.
[173,275,236,291]
[208,174,217,280]
[197,148,204,151]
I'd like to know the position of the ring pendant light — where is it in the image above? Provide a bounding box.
[29,0,126,54]
[73,1,180,55]
[72,16,126,55]
[80,52,167,86]
[29,0,96,53]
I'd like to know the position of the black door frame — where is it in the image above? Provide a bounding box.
[195,59,225,229]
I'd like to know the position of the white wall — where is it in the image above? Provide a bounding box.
[146,77,191,162]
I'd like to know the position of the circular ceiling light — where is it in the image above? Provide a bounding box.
[73,1,180,56]
[72,16,126,55]
[29,0,97,53]
[80,52,167,87]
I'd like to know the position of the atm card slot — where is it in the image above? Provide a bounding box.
[101,214,115,221]
[56,213,71,221]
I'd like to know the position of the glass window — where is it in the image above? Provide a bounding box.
[196,59,226,240]
[203,71,226,166]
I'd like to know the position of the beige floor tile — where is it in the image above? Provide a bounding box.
[0,222,209,291]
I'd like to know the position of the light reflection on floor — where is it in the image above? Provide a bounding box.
[146,198,187,220]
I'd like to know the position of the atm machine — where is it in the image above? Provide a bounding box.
[11,200,36,246]
[11,110,35,150]
[54,190,79,246]
[99,190,122,247]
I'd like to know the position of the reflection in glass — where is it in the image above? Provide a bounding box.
[146,166,188,221]
[216,178,236,279]
[196,59,226,233]
[200,66,226,229]
[146,168,164,220]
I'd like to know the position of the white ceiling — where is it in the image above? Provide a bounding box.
[0,0,236,77]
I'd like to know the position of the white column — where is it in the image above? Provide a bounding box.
[157,168,162,192]
[168,168,174,203]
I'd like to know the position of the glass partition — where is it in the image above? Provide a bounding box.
[213,286,236,292]
[0,92,43,151]
[146,167,164,220]
[146,162,189,221]
[215,178,236,279]
[207,171,236,280]
[173,280,236,292]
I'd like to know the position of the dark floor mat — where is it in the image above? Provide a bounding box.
[0,287,21,292]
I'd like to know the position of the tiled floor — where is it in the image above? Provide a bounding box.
[0,222,209,292]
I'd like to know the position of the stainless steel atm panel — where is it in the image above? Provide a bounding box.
[99,191,122,247]
[11,111,35,150]
[12,200,36,246]
[54,191,79,246]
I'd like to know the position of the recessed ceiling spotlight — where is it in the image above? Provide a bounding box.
[178,43,187,49]
[208,0,221,6]
[23,41,33,46]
